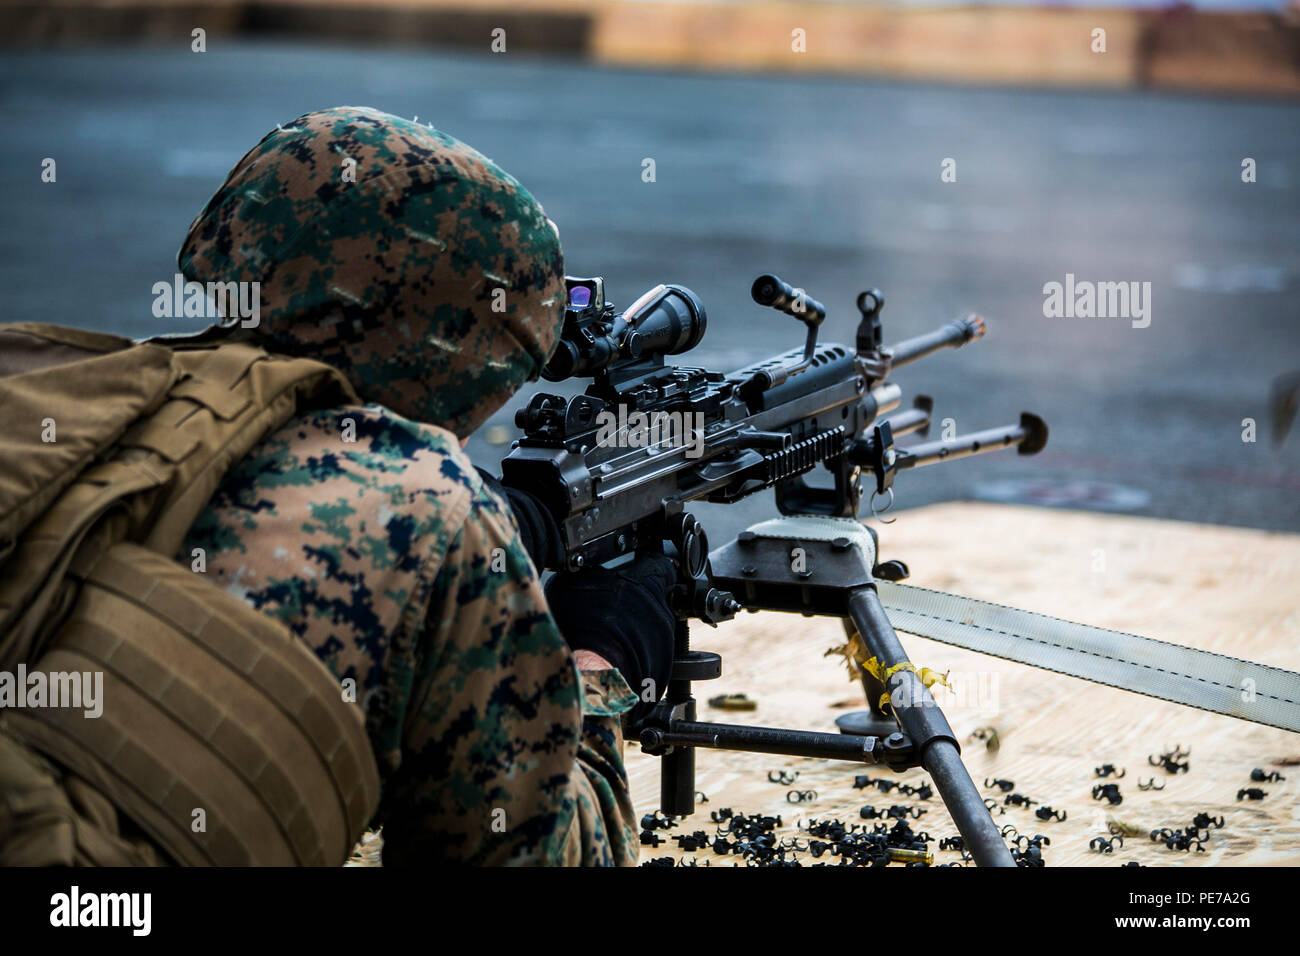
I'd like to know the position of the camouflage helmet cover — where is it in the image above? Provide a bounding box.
[179,106,566,438]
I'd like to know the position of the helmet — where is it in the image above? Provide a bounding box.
[179,106,565,437]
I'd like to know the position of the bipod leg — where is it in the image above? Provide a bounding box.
[659,618,698,817]
[847,586,1015,867]
[834,615,901,738]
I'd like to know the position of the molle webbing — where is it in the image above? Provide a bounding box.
[0,323,381,866]
[0,324,178,667]
[0,332,359,668]
[6,545,379,866]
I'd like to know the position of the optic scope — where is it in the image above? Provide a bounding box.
[542,277,707,381]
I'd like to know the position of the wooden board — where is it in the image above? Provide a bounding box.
[625,502,1300,867]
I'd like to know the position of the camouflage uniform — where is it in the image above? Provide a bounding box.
[177,108,640,864]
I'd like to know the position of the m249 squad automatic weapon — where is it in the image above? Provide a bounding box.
[500,274,1300,867]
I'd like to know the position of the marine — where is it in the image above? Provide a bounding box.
[0,107,674,867]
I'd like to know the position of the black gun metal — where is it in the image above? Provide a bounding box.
[501,274,1046,868]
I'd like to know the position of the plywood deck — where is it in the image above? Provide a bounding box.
[625,503,1300,867]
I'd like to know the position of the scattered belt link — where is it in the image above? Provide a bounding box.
[642,808,944,867]
[1092,783,1124,806]
[1148,811,1224,853]
[1011,834,1049,868]
[1148,745,1190,775]
[969,726,1000,752]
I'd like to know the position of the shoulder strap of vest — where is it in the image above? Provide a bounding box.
[125,342,361,558]
[0,330,359,671]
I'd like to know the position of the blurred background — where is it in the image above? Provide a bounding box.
[3,0,1298,540]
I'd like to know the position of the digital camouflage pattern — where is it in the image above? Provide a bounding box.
[179,106,566,439]
[176,108,639,864]
[182,405,640,864]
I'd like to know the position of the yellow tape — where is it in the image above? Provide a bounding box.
[832,629,952,699]
[919,667,953,691]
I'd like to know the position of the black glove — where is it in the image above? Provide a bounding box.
[544,552,677,705]
[475,467,564,571]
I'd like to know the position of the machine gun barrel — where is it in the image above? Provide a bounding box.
[882,395,933,439]
[887,314,986,369]
[896,412,1048,469]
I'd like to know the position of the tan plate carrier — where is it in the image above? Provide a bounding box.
[0,323,381,865]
